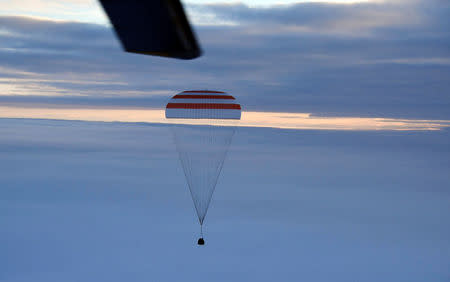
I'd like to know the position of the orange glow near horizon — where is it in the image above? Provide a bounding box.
[0,106,448,131]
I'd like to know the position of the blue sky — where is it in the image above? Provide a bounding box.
[1,1,449,281]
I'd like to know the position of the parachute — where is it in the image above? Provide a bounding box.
[165,90,241,245]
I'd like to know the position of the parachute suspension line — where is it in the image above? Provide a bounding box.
[198,125,236,225]
[200,224,203,238]
[172,126,200,220]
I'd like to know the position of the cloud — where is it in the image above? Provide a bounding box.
[0,0,449,118]
[1,118,449,281]
[0,0,107,24]
[187,0,432,33]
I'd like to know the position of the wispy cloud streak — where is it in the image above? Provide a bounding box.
[0,106,448,131]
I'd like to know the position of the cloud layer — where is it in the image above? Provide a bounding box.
[0,0,449,118]
[1,118,449,281]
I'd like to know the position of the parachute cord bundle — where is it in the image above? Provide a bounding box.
[171,124,236,224]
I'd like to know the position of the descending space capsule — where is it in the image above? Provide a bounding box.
[165,90,241,245]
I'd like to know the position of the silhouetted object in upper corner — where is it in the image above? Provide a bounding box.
[98,0,202,60]
[198,238,205,245]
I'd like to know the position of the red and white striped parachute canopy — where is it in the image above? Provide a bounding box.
[165,90,241,120]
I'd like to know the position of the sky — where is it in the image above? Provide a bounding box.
[0,0,448,118]
[0,1,449,281]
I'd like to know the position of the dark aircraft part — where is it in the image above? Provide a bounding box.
[98,0,202,59]
[197,238,205,245]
